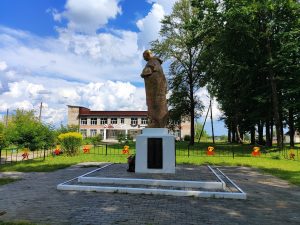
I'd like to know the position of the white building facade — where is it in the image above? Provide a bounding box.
[67,106,190,141]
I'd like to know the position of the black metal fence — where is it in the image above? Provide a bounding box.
[0,142,299,166]
[89,143,300,161]
[0,148,53,165]
[175,143,300,161]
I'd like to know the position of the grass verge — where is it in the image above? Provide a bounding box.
[0,142,299,186]
[0,178,21,186]
[0,221,37,225]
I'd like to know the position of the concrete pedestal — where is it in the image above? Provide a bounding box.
[135,128,175,174]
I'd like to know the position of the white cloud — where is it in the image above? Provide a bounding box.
[147,0,178,14]
[136,0,179,49]
[136,3,165,49]
[0,72,146,126]
[196,88,222,119]
[0,26,143,83]
[0,2,225,132]
[0,61,8,71]
[54,0,122,34]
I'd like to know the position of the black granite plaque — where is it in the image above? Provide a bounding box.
[147,138,163,169]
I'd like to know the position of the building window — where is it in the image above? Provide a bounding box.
[120,118,125,124]
[131,117,138,125]
[111,118,117,124]
[80,118,87,125]
[90,129,97,137]
[141,117,148,125]
[99,129,104,138]
[100,118,107,124]
[80,129,87,138]
[91,118,97,125]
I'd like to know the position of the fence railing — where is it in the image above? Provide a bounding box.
[1,143,299,166]
[0,148,53,165]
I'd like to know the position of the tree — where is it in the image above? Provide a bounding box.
[0,122,8,150]
[151,0,206,145]
[192,0,300,147]
[5,109,55,150]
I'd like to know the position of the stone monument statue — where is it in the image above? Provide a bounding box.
[141,50,168,128]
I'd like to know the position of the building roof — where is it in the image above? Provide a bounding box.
[77,106,147,117]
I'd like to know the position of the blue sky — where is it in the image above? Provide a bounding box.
[0,0,226,135]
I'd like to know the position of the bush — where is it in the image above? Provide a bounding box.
[0,133,8,150]
[91,134,103,146]
[82,137,93,145]
[58,132,82,156]
[5,110,55,150]
[184,135,191,141]
[117,133,126,143]
[117,133,133,144]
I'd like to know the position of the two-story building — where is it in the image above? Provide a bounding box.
[68,105,190,141]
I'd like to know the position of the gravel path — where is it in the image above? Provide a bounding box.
[0,163,299,225]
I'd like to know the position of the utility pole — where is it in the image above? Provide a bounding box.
[38,102,43,122]
[210,99,215,144]
[198,101,210,143]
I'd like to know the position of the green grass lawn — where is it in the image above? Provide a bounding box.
[0,178,21,186]
[0,221,38,225]
[0,142,299,186]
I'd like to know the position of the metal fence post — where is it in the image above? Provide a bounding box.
[43,149,46,160]
[105,144,108,156]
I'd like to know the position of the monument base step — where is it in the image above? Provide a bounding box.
[57,164,247,199]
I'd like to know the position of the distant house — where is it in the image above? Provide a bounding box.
[284,130,300,144]
[67,105,190,141]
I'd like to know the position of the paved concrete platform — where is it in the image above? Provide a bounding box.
[57,164,245,199]
[0,163,300,225]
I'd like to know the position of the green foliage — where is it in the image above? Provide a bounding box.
[184,135,191,141]
[117,133,133,144]
[191,0,300,146]
[151,0,206,145]
[0,177,20,186]
[58,132,82,156]
[195,122,209,140]
[56,124,79,134]
[82,137,93,145]
[4,109,55,150]
[0,122,8,150]
[117,133,126,143]
[91,134,103,146]
[219,135,228,142]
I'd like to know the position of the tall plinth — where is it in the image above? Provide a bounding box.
[136,128,175,174]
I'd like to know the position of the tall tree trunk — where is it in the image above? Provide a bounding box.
[280,112,284,146]
[267,40,283,148]
[288,108,295,147]
[228,126,232,143]
[270,119,274,146]
[236,124,243,144]
[189,75,195,146]
[250,126,255,145]
[266,120,271,147]
[232,123,236,143]
[258,121,264,145]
